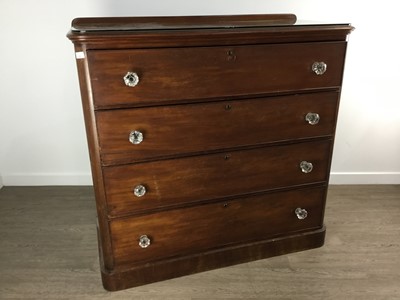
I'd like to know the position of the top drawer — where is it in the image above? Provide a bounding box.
[87,42,347,108]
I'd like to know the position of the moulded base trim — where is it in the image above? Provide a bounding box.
[100,227,326,291]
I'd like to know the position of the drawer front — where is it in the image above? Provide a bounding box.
[110,186,325,266]
[97,92,339,165]
[104,140,331,216]
[88,42,346,108]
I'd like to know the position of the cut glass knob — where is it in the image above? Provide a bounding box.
[139,235,151,248]
[312,62,327,75]
[133,185,146,197]
[123,72,139,87]
[300,161,313,173]
[295,208,308,220]
[305,112,320,125]
[129,130,143,144]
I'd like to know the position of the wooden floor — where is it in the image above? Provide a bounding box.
[0,185,399,299]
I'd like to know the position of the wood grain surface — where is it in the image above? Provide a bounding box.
[96,92,339,165]
[66,16,355,291]
[103,140,332,216]
[110,187,325,267]
[71,14,298,32]
[88,42,346,108]
[0,185,399,299]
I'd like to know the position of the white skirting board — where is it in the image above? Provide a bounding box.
[329,172,400,185]
[0,172,399,186]
[1,173,93,186]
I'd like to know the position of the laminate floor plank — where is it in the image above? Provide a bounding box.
[0,185,399,299]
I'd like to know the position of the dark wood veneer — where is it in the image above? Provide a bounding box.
[96,92,339,165]
[67,15,353,50]
[104,140,331,216]
[71,14,298,31]
[110,187,325,267]
[88,42,346,108]
[67,14,353,290]
[102,227,326,291]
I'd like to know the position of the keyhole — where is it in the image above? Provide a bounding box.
[224,154,231,160]
[225,104,232,110]
[227,49,236,61]
[223,203,229,208]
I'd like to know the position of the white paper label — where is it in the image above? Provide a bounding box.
[75,51,85,59]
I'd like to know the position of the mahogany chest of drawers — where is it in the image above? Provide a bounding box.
[67,14,353,291]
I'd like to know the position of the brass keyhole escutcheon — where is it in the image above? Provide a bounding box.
[225,104,232,110]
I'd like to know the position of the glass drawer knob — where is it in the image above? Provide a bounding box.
[305,112,320,125]
[295,208,308,220]
[300,161,313,173]
[123,72,139,87]
[129,130,143,144]
[133,185,146,197]
[139,235,151,248]
[312,62,327,75]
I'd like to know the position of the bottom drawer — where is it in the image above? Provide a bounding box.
[110,186,326,267]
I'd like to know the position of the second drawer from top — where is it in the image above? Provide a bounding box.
[97,91,339,165]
